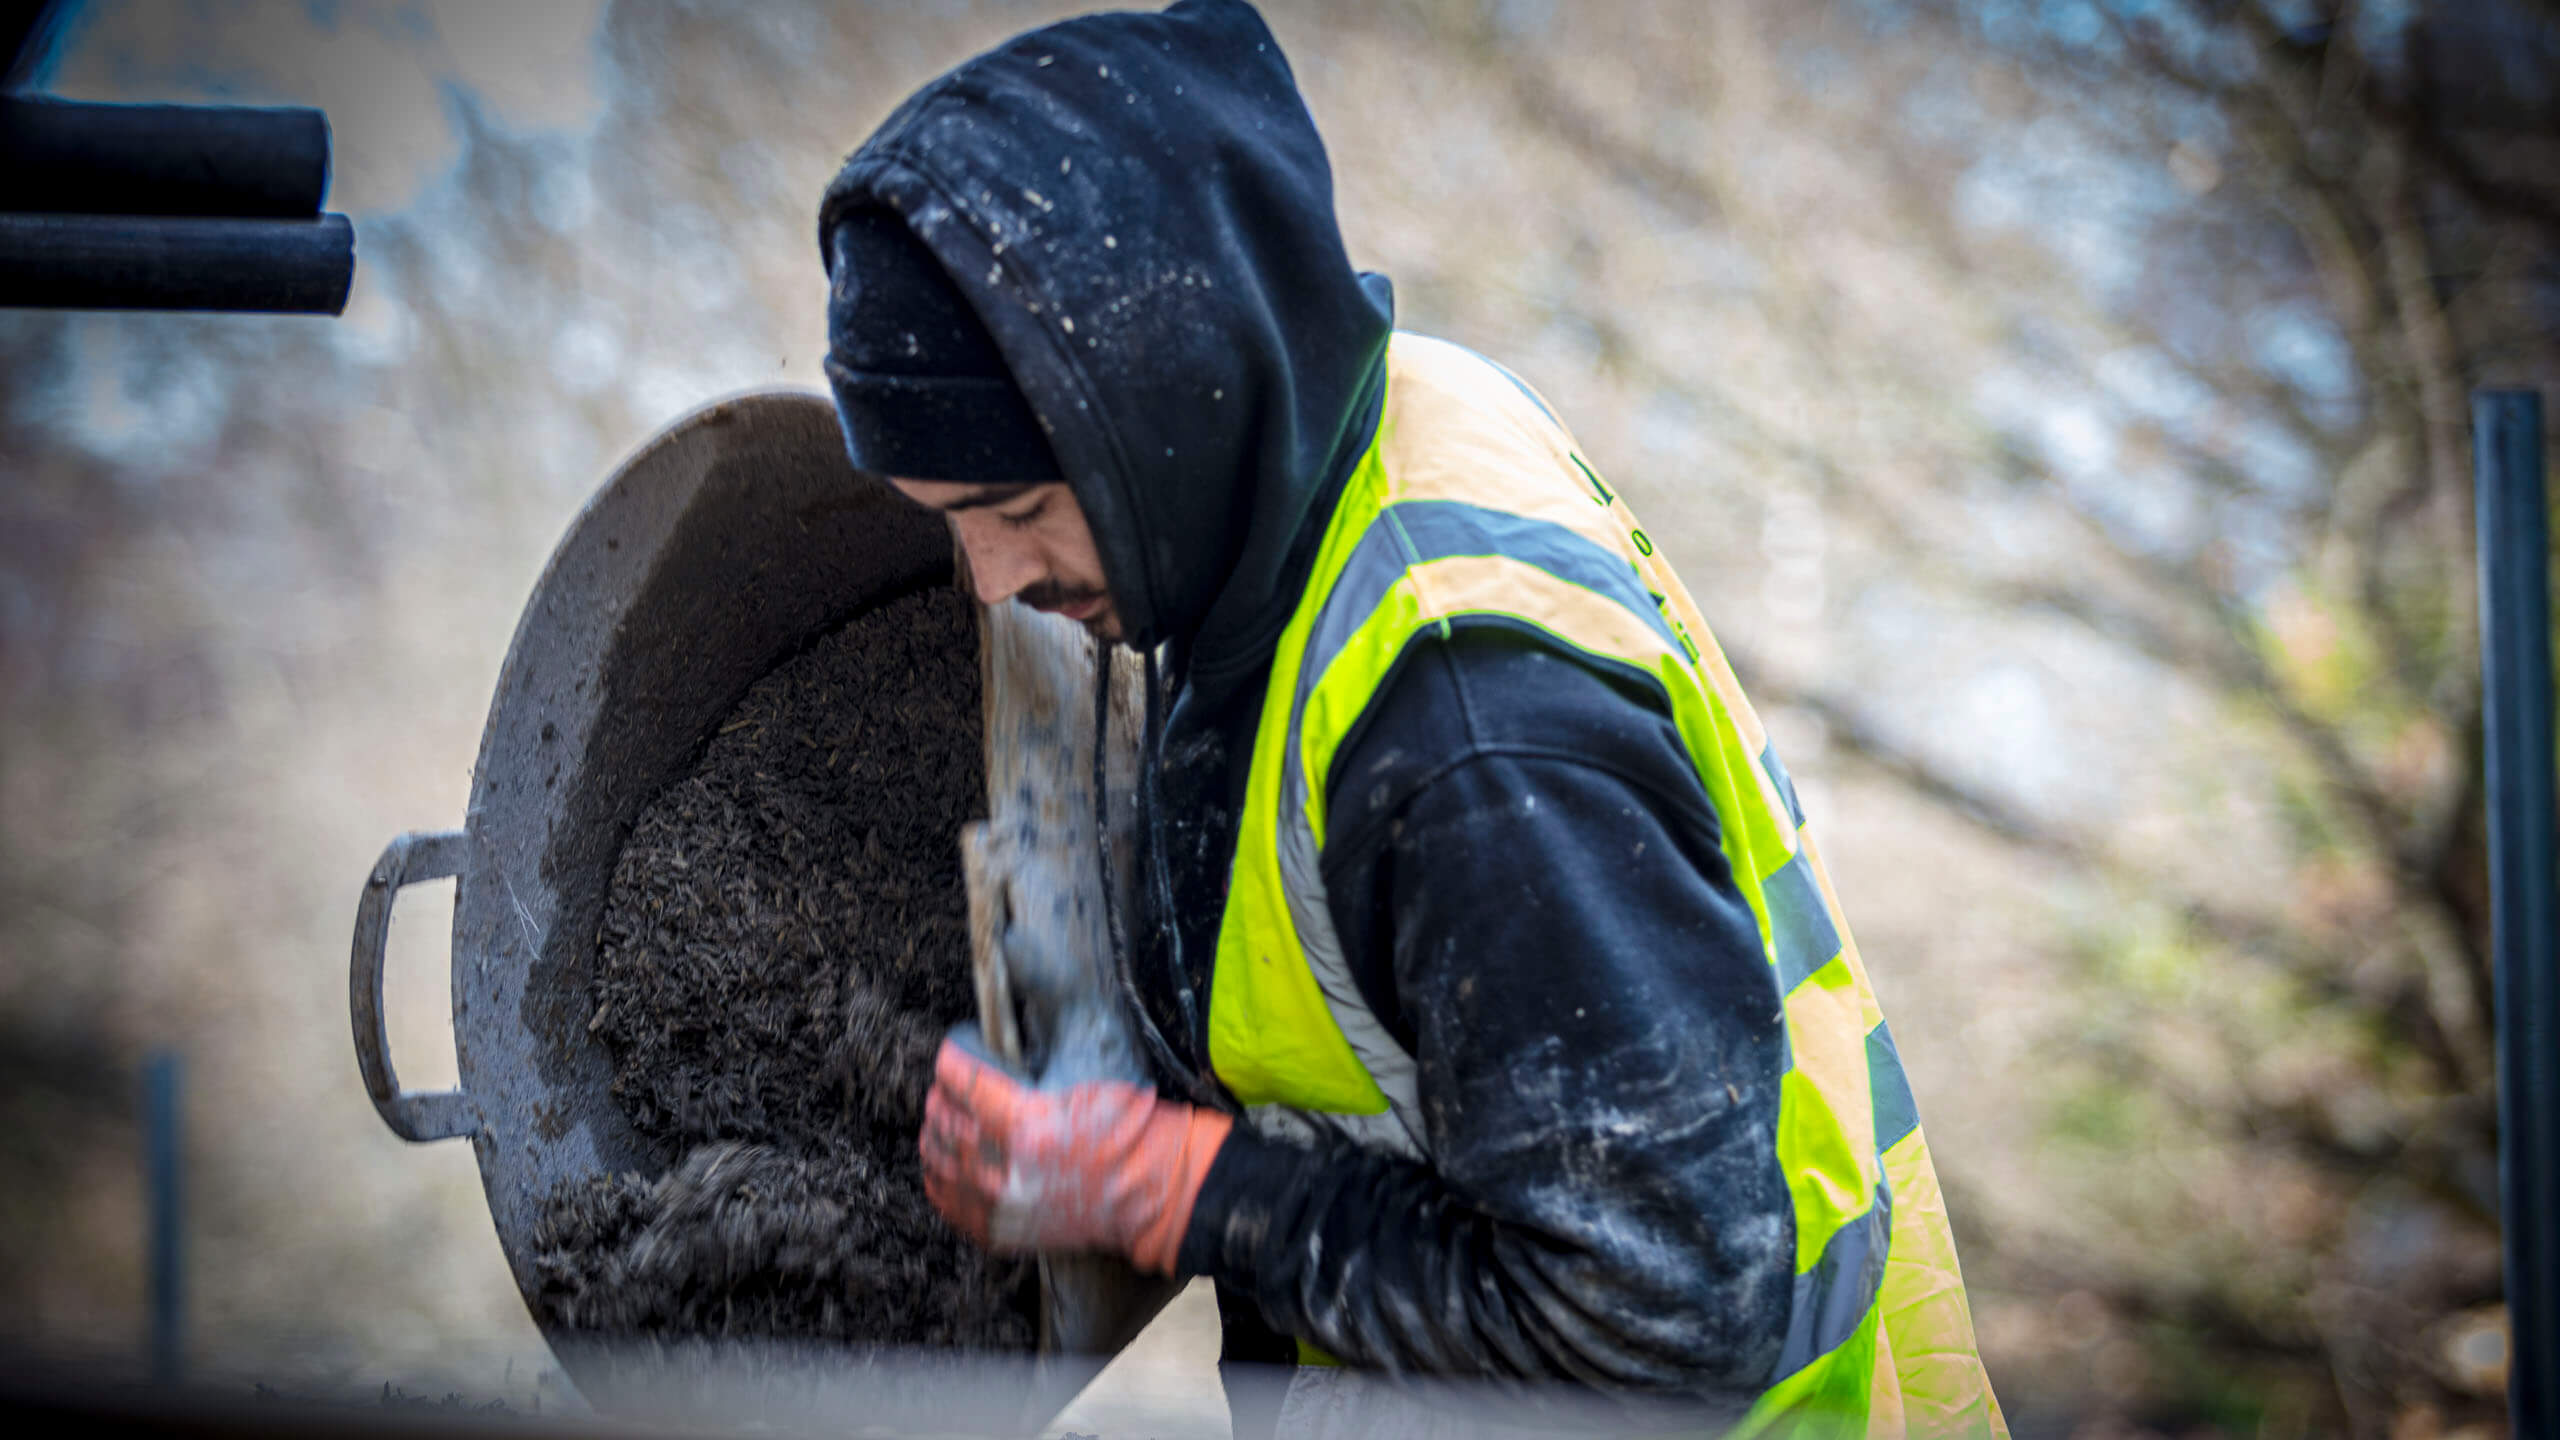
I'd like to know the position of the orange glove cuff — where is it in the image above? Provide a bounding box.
[1125,1102,1233,1277]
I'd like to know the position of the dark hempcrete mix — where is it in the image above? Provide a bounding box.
[531,586,1036,1350]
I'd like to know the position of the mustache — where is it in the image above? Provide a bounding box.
[1018,579,1108,612]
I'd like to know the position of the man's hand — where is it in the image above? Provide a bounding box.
[919,1036,1233,1276]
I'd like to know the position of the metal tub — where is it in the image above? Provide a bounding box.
[348,391,1111,1429]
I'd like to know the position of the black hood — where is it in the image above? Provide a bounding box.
[818,0,1393,661]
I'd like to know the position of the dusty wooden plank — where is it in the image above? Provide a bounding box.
[961,572,1177,1396]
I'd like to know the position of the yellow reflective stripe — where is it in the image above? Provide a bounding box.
[1206,876,1389,1113]
[1297,425,1396,629]
[1207,423,1392,1116]
[1869,1319,1909,1440]
[1729,1303,1880,1440]
[1684,623,1800,841]
[1384,335,1804,862]
[1296,554,1801,950]
[1287,502,1694,845]
[1753,1135,2005,1436]
[1404,337,1783,811]
[1778,956,1882,1273]
[1377,341,1620,524]
[1878,1133,2008,1439]
[1272,681,1425,1132]
[1776,1182,1891,1379]
[1366,332,1805,869]
[1296,551,1678,829]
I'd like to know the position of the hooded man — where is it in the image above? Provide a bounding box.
[818,3,2005,1435]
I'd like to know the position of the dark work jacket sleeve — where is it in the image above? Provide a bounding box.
[1176,626,1795,1399]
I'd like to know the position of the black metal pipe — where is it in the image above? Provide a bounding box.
[2476,387,2556,1439]
[0,212,352,314]
[0,97,329,218]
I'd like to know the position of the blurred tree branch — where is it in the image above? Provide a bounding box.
[1381,0,2551,1423]
[1480,30,2501,1096]
[1449,3,2549,1424]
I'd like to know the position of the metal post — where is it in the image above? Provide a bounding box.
[2476,388,2555,1437]
[143,1049,183,1387]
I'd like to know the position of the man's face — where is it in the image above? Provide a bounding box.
[889,478,1122,642]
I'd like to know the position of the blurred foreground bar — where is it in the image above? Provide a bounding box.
[2475,388,2555,1438]
[0,213,354,314]
[144,1051,183,1387]
[0,97,330,218]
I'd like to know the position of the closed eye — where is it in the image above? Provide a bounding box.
[999,493,1052,530]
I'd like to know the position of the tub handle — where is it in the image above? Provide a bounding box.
[351,829,479,1142]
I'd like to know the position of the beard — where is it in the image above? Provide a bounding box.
[1019,579,1118,641]
[1017,578,1105,611]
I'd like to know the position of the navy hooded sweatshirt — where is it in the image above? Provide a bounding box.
[817,0,1793,1418]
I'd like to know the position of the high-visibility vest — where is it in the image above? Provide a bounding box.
[1204,333,2009,1437]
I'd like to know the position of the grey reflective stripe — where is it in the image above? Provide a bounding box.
[1868,1021,1920,1154]
[1773,1184,1894,1381]
[1299,500,1683,709]
[1275,495,1437,1153]
[1759,739,1806,829]
[1244,1101,1425,1161]
[1272,730,1430,1156]
[1762,849,1844,999]
[1765,1030,1922,1383]
[1260,497,1696,1162]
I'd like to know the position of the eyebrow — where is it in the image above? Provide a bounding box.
[936,483,1043,512]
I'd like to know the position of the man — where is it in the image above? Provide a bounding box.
[817,3,2006,1435]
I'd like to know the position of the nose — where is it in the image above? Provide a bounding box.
[950,510,1041,607]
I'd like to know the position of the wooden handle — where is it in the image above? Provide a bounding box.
[960,821,1024,1070]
